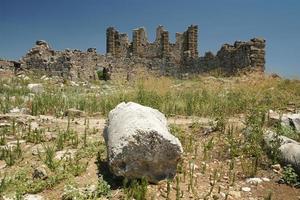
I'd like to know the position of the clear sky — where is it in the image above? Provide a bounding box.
[1,0,299,77]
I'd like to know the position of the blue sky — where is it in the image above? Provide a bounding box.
[1,0,299,77]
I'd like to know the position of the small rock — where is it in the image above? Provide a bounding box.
[203,126,215,135]
[9,107,30,114]
[30,121,39,130]
[246,177,263,185]
[190,163,198,171]
[32,166,48,180]
[31,144,45,155]
[241,187,251,192]
[9,107,20,113]
[272,164,281,171]
[70,81,79,87]
[262,177,270,182]
[23,76,30,81]
[23,194,44,200]
[44,131,56,141]
[64,108,86,117]
[40,75,50,81]
[220,192,226,198]
[27,84,44,94]
[229,191,241,198]
[55,149,77,160]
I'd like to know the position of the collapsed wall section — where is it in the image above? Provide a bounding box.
[20,40,108,80]
[193,38,265,74]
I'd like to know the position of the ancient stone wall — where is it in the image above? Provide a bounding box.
[18,25,266,81]
[189,38,266,74]
[106,27,130,58]
[106,25,202,63]
[132,27,148,57]
[183,25,198,59]
[107,25,198,63]
[21,40,109,80]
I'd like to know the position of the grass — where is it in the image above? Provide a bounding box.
[1,73,300,198]
[1,74,300,118]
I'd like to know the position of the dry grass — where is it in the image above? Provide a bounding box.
[0,73,300,199]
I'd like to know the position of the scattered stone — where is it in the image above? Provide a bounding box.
[104,102,183,183]
[203,126,215,135]
[55,149,77,160]
[220,192,226,198]
[31,144,45,155]
[40,75,50,80]
[64,108,86,117]
[32,166,48,180]
[23,76,30,81]
[229,191,241,198]
[30,121,39,130]
[70,81,79,87]
[44,131,56,141]
[9,107,30,114]
[262,177,270,182]
[27,83,44,94]
[9,107,20,113]
[17,74,30,81]
[246,177,263,185]
[241,187,251,192]
[23,194,44,200]
[271,164,282,171]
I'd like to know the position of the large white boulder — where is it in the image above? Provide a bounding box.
[264,130,300,174]
[104,102,183,183]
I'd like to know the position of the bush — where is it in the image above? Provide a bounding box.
[280,165,299,186]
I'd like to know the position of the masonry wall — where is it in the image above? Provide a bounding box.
[105,25,198,63]
[190,38,266,74]
[21,41,109,80]
[19,25,266,81]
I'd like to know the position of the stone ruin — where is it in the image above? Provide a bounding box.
[105,25,265,75]
[0,25,266,80]
[106,25,199,63]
